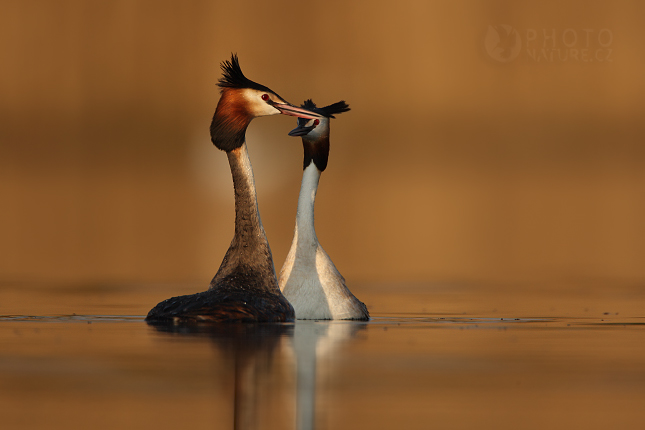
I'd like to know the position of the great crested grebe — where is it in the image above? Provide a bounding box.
[146,54,322,324]
[279,100,369,320]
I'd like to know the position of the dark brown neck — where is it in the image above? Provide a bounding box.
[302,135,330,171]
[210,143,278,290]
[228,144,265,247]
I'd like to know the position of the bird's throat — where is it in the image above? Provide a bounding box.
[228,143,267,250]
[295,162,321,247]
[209,144,278,290]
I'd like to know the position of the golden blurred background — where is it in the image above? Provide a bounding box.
[1,0,644,288]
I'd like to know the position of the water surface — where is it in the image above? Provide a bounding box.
[1,282,644,429]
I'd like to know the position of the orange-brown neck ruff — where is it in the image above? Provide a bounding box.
[210,89,253,152]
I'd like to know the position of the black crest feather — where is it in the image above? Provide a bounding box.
[217,53,273,94]
[301,99,350,118]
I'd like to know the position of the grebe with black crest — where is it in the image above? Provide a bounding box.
[279,100,369,320]
[146,55,322,324]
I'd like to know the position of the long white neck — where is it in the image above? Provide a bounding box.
[294,161,321,248]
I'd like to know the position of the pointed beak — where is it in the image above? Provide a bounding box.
[270,102,323,120]
[288,124,316,137]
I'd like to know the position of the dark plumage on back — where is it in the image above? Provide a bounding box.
[218,54,275,94]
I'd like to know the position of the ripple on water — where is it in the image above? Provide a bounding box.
[369,315,645,330]
[0,315,145,323]
[2,314,644,329]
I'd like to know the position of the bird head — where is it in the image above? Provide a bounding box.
[210,54,322,151]
[216,54,322,119]
[287,99,350,171]
[287,99,350,141]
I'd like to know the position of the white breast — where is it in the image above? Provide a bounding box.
[279,163,368,320]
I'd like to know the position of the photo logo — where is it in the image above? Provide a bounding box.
[485,25,522,63]
[485,26,614,63]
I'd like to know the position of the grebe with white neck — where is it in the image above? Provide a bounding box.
[279,100,369,320]
[146,55,322,324]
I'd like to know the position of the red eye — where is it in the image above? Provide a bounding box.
[261,94,269,101]
[313,119,320,126]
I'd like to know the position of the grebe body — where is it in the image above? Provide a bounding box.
[146,55,321,324]
[279,100,369,320]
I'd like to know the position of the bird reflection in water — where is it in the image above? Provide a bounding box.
[291,321,367,430]
[149,322,291,429]
[148,321,366,430]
